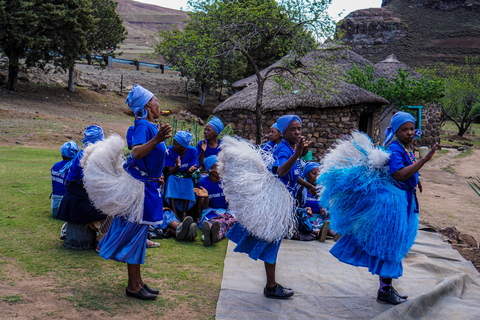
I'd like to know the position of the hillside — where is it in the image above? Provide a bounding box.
[114,0,189,62]
[337,0,480,67]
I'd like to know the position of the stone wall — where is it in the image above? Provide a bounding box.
[215,104,382,160]
[418,104,442,147]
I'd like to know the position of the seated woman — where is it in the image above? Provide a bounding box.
[194,155,236,247]
[261,122,282,153]
[164,131,199,221]
[51,141,79,219]
[295,162,339,242]
[196,116,224,168]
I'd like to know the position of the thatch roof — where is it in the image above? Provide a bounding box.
[373,54,422,80]
[215,46,388,113]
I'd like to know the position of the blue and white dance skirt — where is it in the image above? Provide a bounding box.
[165,175,196,211]
[227,222,281,265]
[330,234,403,279]
[99,216,148,265]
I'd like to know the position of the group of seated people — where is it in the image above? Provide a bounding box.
[51,116,336,251]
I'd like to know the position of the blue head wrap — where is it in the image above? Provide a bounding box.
[301,162,321,179]
[60,141,79,159]
[207,116,224,135]
[126,85,154,119]
[271,122,280,132]
[383,111,422,146]
[82,125,104,146]
[203,155,218,171]
[276,115,302,134]
[174,131,192,148]
[126,125,134,150]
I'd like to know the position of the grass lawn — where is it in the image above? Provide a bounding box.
[0,146,227,318]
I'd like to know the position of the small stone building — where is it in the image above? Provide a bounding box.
[214,48,389,159]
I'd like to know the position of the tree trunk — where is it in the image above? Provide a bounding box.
[255,79,264,144]
[199,83,206,107]
[68,66,75,92]
[185,81,189,99]
[6,53,19,91]
[86,55,92,65]
[218,86,223,100]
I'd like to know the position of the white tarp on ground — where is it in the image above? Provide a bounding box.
[216,226,480,319]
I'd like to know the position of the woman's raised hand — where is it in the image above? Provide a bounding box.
[423,142,439,162]
[155,122,172,142]
[201,139,207,153]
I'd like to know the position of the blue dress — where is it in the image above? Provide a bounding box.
[329,140,418,279]
[227,139,299,264]
[196,139,222,159]
[164,146,199,210]
[99,119,166,265]
[261,141,277,153]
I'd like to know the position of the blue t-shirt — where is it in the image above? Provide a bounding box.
[51,160,69,195]
[387,140,419,191]
[66,150,85,182]
[131,118,166,178]
[304,189,320,215]
[272,140,300,194]
[196,139,222,159]
[262,141,277,153]
[198,176,228,209]
[165,146,199,172]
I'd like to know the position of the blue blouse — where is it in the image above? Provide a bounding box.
[131,119,166,178]
[198,176,228,209]
[66,150,84,182]
[387,140,419,192]
[196,139,222,159]
[272,139,300,194]
[261,141,277,153]
[165,146,199,172]
[51,160,69,195]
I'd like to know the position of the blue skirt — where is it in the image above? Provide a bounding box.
[330,234,403,279]
[226,223,281,265]
[165,175,196,211]
[99,216,148,265]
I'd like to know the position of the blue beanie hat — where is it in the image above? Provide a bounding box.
[384,111,421,146]
[82,125,104,146]
[60,141,79,159]
[126,85,154,119]
[203,155,218,171]
[276,115,302,134]
[174,131,192,148]
[301,162,321,179]
[207,116,224,135]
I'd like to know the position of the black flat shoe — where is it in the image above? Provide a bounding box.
[392,287,408,299]
[264,284,294,299]
[377,289,406,305]
[202,221,212,247]
[143,284,159,295]
[125,287,157,300]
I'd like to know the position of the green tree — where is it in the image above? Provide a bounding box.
[159,0,335,143]
[347,62,444,109]
[430,60,480,137]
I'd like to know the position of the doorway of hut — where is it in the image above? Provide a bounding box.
[358,112,374,139]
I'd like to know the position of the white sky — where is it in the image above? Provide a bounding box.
[143,0,382,21]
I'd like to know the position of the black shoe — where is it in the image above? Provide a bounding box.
[186,223,198,241]
[125,287,157,300]
[392,287,408,299]
[202,221,212,247]
[211,221,221,243]
[143,284,159,295]
[263,284,294,299]
[377,289,406,305]
[176,216,193,240]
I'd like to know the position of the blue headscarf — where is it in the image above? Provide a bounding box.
[276,115,302,134]
[301,162,321,179]
[174,131,192,148]
[61,141,79,159]
[126,85,154,119]
[203,155,218,171]
[271,122,280,132]
[82,125,104,146]
[207,116,224,135]
[383,111,422,146]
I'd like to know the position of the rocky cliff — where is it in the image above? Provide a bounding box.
[337,0,480,67]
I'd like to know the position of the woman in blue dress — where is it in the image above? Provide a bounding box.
[329,111,438,305]
[98,85,172,300]
[197,116,223,168]
[261,122,282,153]
[227,114,318,299]
[164,131,199,221]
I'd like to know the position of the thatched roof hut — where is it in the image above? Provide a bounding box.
[214,46,390,158]
[373,54,422,80]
